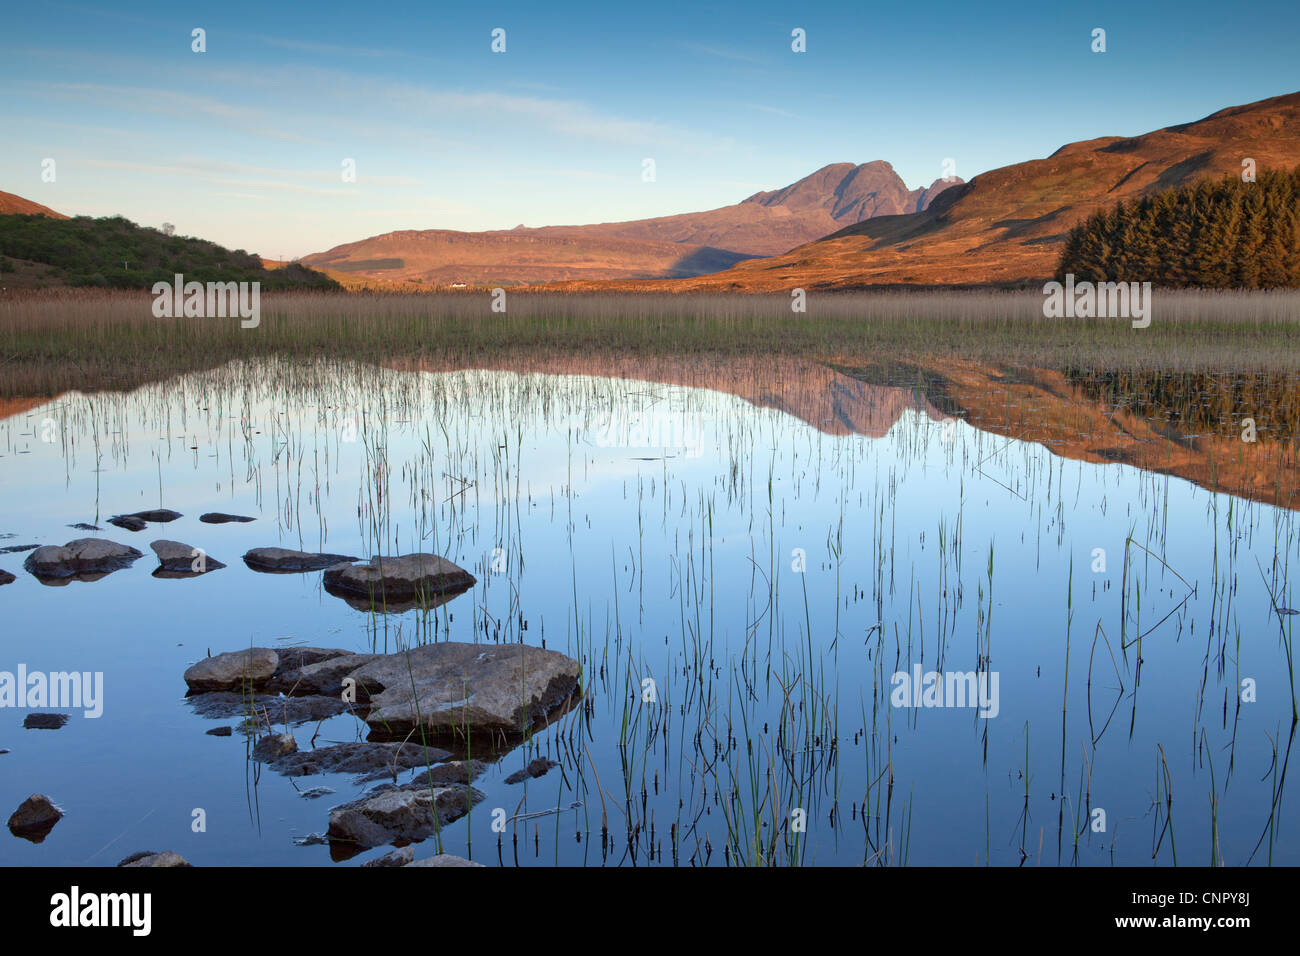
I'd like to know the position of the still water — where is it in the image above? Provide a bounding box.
[1,356,1295,866]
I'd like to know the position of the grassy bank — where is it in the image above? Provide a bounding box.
[2,287,1299,397]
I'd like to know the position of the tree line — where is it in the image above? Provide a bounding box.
[1056,165,1300,288]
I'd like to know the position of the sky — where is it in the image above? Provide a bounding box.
[3,0,1299,259]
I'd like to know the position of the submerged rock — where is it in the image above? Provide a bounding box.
[23,714,70,730]
[125,509,182,523]
[268,741,454,782]
[205,725,233,737]
[0,570,14,586]
[117,850,191,867]
[504,757,559,785]
[0,544,38,554]
[243,547,360,573]
[107,516,147,532]
[326,774,485,855]
[200,512,255,524]
[8,794,62,841]
[183,648,279,691]
[323,553,476,608]
[67,523,100,531]
[23,539,143,580]
[252,733,298,761]
[188,691,352,725]
[151,539,226,577]
[351,643,581,745]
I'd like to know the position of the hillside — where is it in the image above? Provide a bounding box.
[0,212,340,291]
[552,90,1300,291]
[0,190,66,219]
[302,162,960,286]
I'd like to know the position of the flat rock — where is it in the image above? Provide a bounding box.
[67,523,100,531]
[406,854,484,867]
[0,544,38,554]
[184,648,279,691]
[323,553,476,608]
[23,713,70,730]
[200,513,255,524]
[107,515,147,532]
[269,741,455,782]
[351,642,581,745]
[243,547,360,573]
[151,539,226,576]
[267,652,378,696]
[505,757,559,785]
[117,850,191,867]
[0,570,14,586]
[326,777,485,855]
[23,538,144,579]
[8,794,62,841]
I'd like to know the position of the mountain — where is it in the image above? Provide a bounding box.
[302,162,960,285]
[0,190,66,218]
[555,90,1300,291]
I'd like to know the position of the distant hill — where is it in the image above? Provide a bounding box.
[0,212,339,290]
[554,90,1300,291]
[302,162,961,286]
[0,190,66,219]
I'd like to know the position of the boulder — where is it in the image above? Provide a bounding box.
[323,553,476,607]
[243,547,360,573]
[351,642,581,744]
[23,539,144,579]
[107,516,146,532]
[200,513,255,524]
[151,540,226,576]
[117,850,191,867]
[183,648,279,691]
[8,794,62,841]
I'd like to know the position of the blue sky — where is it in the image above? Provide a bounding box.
[3,0,1298,258]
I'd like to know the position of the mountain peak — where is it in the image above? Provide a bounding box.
[742,162,959,223]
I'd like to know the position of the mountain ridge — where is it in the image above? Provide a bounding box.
[301,162,961,285]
